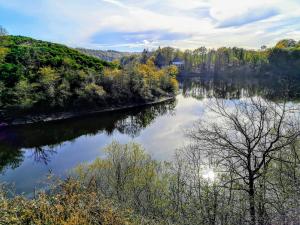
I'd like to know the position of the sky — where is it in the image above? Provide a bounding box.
[0,0,300,51]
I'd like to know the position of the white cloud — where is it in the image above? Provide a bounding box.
[0,0,299,50]
[210,0,274,20]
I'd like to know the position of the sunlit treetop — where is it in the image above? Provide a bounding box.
[275,39,300,49]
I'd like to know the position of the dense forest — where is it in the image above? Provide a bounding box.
[0,34,178,119]
[121,39,300,78]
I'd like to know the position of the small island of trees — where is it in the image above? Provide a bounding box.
[0,32,178,124]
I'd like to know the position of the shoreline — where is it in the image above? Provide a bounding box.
[1,96,175,127]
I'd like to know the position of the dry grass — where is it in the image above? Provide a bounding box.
[0,179,136,225]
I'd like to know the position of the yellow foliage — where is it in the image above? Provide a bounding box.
[78,70,88,79]
[62,57,76,67]
[84,83,106,97]
[0,47,8,62]
[39,67,59,85]
[0,180,131,225]
[135,59,171,90]
[104,67,122,78]
[164,65,178,78]
[170,78,179,91]
[102,59,178,97]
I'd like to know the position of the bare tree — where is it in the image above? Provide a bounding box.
[188,98,300,225]
[0,25,8,36]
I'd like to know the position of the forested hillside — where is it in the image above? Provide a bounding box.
[77,48,136,62]
[0,36,178,116]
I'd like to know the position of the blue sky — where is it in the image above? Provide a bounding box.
[0,0,300,51]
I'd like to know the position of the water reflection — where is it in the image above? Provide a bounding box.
[0,144,24,174]
[182,74,300,101]
[0,100,176,173]
[1,74,300,194]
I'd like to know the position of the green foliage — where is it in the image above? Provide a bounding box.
[128,39,300,76]
[0,36,177,115]
[74,141,172,219]
[268,43,300,78]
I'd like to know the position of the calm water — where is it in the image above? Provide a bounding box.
[0,75,299,194]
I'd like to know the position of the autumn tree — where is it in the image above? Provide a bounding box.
[275,39,297,49]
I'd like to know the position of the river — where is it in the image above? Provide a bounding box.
[0,74,299,194]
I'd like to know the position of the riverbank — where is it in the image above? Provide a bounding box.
[0,97,175,127]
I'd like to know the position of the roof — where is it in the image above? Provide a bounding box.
[172,57,184,63]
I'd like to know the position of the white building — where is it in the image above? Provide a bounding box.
[172,57,185,69]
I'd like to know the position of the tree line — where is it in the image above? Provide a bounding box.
[121,39,300,76]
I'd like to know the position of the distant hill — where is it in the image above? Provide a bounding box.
[77,48,138,62]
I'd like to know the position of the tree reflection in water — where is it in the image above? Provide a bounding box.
[0,100,176,173]
[0,144,24,174]
[182,73,300,101]
[29,147,58,165]
[2,73,299,175]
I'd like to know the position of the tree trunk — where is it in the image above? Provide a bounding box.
[249,177,256,225]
